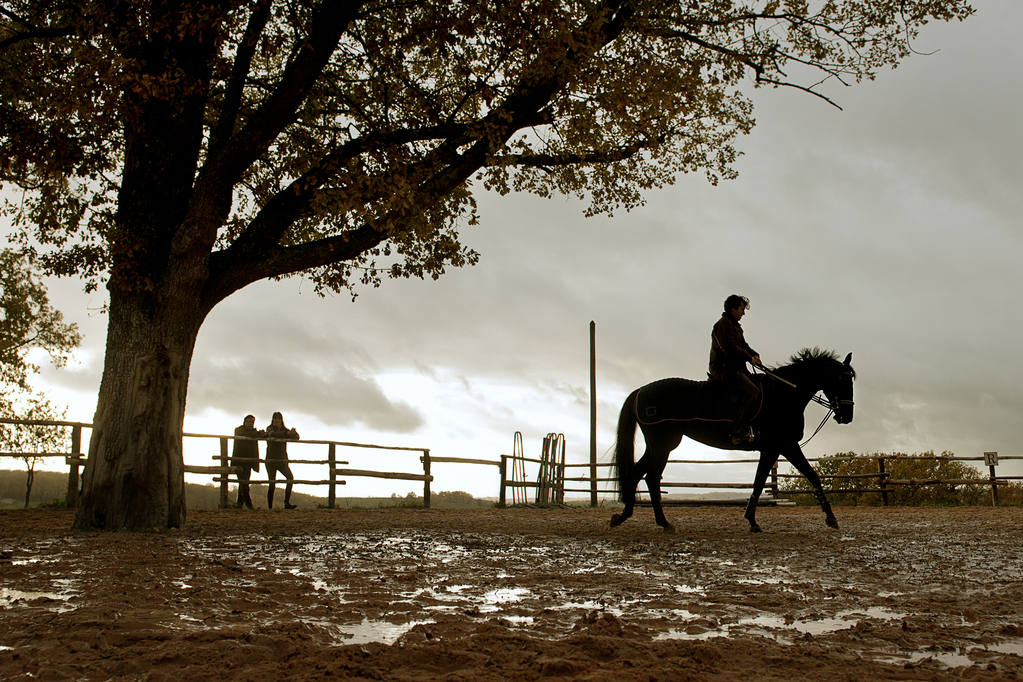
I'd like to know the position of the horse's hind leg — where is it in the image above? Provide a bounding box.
[610,460,645,528]
[643,431,679,533]
[646,468,675,534]
[784,445,839,529]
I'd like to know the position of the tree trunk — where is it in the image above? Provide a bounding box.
[73,290,205,530]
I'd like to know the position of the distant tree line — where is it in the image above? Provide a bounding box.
[782,451,1023,506]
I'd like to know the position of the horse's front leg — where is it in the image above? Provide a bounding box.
[783,445,839,530]
[813,488,839,529]
[745,451,780,533]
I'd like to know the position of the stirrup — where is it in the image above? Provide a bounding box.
[731,428,759,445]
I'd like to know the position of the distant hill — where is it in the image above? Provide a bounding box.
[0,469,492,509]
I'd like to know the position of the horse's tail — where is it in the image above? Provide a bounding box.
[612,389,640,504]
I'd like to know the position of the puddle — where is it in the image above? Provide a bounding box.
[483,587,529,605]
[877,650,976,669]
[0,587,76,613]
[658,607,910,641]
[990,640,1023,657]
[338,618,434,644]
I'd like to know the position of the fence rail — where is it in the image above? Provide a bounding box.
[2,418,1020,508]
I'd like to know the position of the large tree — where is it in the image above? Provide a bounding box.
[0,0,972,529]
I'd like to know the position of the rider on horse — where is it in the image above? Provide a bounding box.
[709,294,762,445]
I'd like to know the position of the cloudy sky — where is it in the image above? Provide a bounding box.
[17,1,1023,500]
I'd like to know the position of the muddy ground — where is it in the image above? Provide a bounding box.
[1,505,1022,681]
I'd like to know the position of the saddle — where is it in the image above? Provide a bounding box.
[634,376,762,426]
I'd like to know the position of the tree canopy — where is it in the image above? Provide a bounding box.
[2,0,973,305]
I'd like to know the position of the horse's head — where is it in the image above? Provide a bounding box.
[825,352,855,424]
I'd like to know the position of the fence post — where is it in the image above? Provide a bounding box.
[499,455,508,508]
[878,456,889,506]
[422,449,431,509]
[328,443,336,509]
[985,452,999,507]
[556,434,566,505]
[219,437,230,509]
[770,463,779,498]
[66,425,82,509]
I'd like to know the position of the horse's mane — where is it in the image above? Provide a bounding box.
[774,347,855,377]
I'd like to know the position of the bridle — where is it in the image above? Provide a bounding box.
[802,375,855,447]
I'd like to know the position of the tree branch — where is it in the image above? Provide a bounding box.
[492,138,651,168]
[208,0,273,159]
[196,0,367,196]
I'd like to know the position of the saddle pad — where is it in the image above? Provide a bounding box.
[635,377,740,425]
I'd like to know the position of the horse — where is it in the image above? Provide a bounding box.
[609,348,855,533]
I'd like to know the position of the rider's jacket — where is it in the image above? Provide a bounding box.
[709,312,758,381]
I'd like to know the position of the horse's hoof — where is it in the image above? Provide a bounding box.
[609,513,622,527]
[826,516,839,530]
[748,524,762,534]
[662,524,676,534]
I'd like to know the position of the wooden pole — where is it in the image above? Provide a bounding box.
[66,425,81,509]
[878,456,889,506]
[989,464,999,506]
[985,452,999,506]
[328,443,336,509]
[218,437,230,509]
[589,320,597,507]
[422,449,431,508]
[499,455,508,508]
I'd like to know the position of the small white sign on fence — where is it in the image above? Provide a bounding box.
[984,451,998,467]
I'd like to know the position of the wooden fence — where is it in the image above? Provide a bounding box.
[772,451,1023,506]
[500,450,1023,507]
[2,418,1021,508]
[0,418,495,509]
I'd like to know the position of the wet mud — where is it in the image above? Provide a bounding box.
[2,505,1022,680]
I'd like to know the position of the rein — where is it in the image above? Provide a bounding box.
[801,404,833,448]
[802,394,854,447]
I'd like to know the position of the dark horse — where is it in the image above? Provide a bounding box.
[610,348,855,533]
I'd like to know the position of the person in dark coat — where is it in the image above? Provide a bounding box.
[265,411,299,509]
[709,294,762,445]
[231,414,264,509]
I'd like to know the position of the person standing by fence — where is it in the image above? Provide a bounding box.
[231,414,264,509]
[266,411,299,509]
